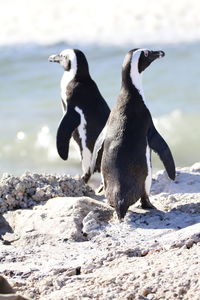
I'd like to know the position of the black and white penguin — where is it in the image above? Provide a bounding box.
[91,48,176,219]
[49,49,110,182]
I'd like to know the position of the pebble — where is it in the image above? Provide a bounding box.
[185,239,194,249]
[126,293,136,300]
[142,287,152,296]
[147,294,155,300]
[0,173,94,213]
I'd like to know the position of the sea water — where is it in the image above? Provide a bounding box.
[0,0,200,176]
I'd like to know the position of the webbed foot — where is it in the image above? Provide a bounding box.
[141,196,156,209]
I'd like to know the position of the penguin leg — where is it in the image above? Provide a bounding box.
[140,194,156,209]
[81,170,91,183]
[96,183,104,194]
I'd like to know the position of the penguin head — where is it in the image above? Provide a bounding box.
[126,48,165,72]
[122,48,165,91]
[136,49,165,73]
[48,49,90,80]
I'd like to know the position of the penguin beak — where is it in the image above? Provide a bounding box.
[48,54,61,63]
[151,50,165,60]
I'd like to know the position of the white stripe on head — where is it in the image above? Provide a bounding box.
[60,49,77,78]
[60,49,77,109]
[130,48,148,98]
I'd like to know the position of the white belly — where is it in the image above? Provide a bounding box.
[74,107,92,174]
[145,143,152,195]
[60,72,69,108]
[60,70,75,114]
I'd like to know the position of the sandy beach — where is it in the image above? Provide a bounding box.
[0,163,200,299]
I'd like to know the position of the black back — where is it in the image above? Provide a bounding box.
[57,49,110,174]
[101,48,175,219]
[102,51,151,218]
[73,49,91,81]
[65,50,110,156]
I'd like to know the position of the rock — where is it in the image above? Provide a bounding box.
[0,215,12,236]
[147,294,155,300]
[82,206,113,239]
[142,287,152,296]
[190,162,200,173]
[3,196,113,244]
[0,276,14,294]
[126,293,136,300]
[0,276,31,300]
[0,173,94,213]
[185,239,194,249]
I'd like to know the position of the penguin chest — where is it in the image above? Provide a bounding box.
[74,107,92,173]
[60,72,69,109]
[60,71,74,113]
[145,143,152,195]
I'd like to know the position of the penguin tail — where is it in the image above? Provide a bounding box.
[115,198,128,220]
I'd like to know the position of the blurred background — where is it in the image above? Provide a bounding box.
[0,0,200,177]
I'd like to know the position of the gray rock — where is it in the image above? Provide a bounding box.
[3,196,113,244]
[0,173,94,213]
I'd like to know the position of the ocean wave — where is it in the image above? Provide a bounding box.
[1,0,200,46]
[0,125,81,176]
[1,111,200,176]
[153,110,200,168]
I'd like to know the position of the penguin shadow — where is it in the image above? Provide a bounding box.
[170,202,200,215]
[125,203,200,230]
[174,171,200,193]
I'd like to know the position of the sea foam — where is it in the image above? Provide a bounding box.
[1,0,200,46]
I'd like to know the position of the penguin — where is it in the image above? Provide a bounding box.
[90,48,176,219]
[48,49,110,183]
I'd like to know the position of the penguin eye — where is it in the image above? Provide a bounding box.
[144,50,149,57]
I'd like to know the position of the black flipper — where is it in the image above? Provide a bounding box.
[90,125,107,174]
[147,120,176,180]
[56,106,80,160]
